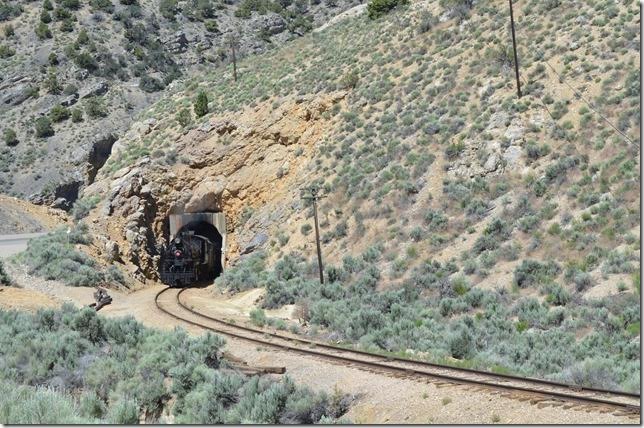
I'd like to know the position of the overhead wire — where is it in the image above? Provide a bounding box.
[542,60,639,148]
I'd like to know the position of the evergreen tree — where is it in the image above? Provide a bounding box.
[194,91,209,118]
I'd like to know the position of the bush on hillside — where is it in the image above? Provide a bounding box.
[35,22,52,39]
[514,259,561,288]
[34,117,54,138]
[15,224,125,287]
[176,108,192,127]
[139,75,165,93]
[439,0,473,21]
[216,252,268,293]
[84,97,107,118]
[194,91,209,117]
[49,105,70,122]
[3,128,18,146]
[71,195,101,220]
[366,0,408,19]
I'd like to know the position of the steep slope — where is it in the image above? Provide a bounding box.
[0,0,361,206]
[80,0,639,390]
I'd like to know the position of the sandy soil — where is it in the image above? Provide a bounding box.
[0,195,67,234]
[0,287,59,311]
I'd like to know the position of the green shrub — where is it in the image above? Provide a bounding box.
[35,22,52,39]
[514,259,561,288]
[90,0,114,12]
[543,283,570,306]
[15,224,124,287]
[194,91,209,118]
[0,382,92,424]
[84,97,107,118]
[300,224,312,236]
[3,128,18,146]
[0,44,15,58]
[71,195,100,220]
[139,75,165,93]
[71,108,83,123]
[49,105,70,122]
[74,52,97,72]
[176,108,191,127]
[445,141,465,159]
[159,0,178,19]
[439,0,473,21]
[367,0,408,19]
[249,308,267,326]
[34,117,54,138]
[216,252,267,293]
[40,9,52,23]
[448,327,473,359]
[0,306,348,424]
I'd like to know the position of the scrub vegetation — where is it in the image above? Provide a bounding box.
[219,249,640,392]
[12,223,126,288]
[0,306,350,424]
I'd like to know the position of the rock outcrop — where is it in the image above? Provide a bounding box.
[84,92,346,279]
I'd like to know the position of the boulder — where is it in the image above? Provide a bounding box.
[80,81,109,99]
[483,153,499,172]
[1,83,35,106]
[184,176,227,213]
[105,240,120,262]
[75,69,89,80]
[504,118,525,142]
[503,145,522,168]
[253,13,286,36]
[241,232,268,255]
[51,197,70,210]
[164,31,191,54]
[60,93,79,107]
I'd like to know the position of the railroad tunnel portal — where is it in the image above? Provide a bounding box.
[166,213,226,284]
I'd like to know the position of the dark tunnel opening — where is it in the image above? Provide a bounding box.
[176,220,224,282]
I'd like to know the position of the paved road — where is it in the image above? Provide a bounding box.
[0,233,46,258]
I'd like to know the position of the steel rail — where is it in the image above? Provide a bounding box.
[175,287,640,400]
[154,287,640,415]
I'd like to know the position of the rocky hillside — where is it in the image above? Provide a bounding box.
[51,0,642,390]
[0,0,362,207]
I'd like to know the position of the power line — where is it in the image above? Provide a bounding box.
[542,60,638,148]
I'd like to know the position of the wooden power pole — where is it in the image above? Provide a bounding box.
[508,0,521,98]
[230,35,238,82]
[302,187,324,284]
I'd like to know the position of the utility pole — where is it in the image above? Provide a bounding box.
[230,34,238,83]
[508,0,521,98]
[302,187,324,284]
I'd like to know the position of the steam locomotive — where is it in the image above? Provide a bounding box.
[159,231,218,287]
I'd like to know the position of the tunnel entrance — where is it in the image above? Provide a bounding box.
[160,213,226,286]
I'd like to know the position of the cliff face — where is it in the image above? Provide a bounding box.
[83,91,346,278]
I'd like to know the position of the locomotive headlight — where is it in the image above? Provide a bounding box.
[175,250,182,257]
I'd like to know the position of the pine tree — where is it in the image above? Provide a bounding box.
[194,91,209,118]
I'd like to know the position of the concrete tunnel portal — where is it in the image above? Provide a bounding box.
[167,213,226,283]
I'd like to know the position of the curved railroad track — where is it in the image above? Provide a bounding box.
[155,286,640,419]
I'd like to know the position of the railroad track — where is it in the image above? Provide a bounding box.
[155,286,640,419]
